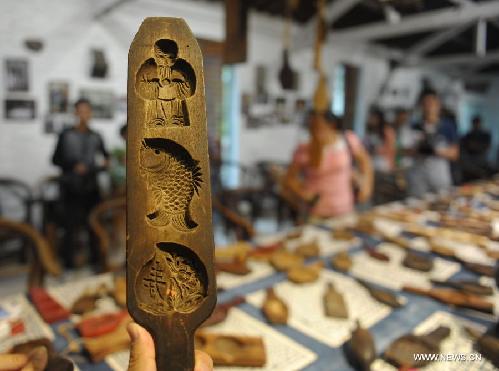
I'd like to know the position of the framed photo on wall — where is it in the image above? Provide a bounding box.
[48,81,69,113]
[4,99,36,120]
[44,112,74,134]
[79,88,114,119]
[4,58,29,92]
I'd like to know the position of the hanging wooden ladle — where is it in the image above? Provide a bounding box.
[279,0,299,90]
[312,0,330,113]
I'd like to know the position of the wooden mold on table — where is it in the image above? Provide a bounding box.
[127,18,216,371]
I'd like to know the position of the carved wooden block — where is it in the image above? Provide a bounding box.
[127,18,216,371]
[195,332,266,367]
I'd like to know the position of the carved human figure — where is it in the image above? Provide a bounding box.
[135,39,195,127]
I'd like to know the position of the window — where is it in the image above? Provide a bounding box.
[332,64,346,117]
[220,66,240,188]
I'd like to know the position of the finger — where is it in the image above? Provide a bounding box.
[127,322,156,371]
[194,350,213,371]
[20,362,34,371]
[27,346,48,371]
[0,354,29,370]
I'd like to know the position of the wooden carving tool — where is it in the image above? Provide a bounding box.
[366,247,390,262]
[384,326,451,368]
[344,321,376,371]
[248,241,284,261]
[331,251,353,272]
[287,261,323,283]
[84,314,132,362]
[323,282,348,319]
[262,288,289,324]
[215,255,251,275]
[465,327,499,368]
[430,279,493,296]
[127,18,216,371]
[270,250,304,272]
[402,250,434,272]
[195,332,266,367]
[201,297,245,328]
[403,285,494,313]
[295,239,320,258]
[357,279,404,308]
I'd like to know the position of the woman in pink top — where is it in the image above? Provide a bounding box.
[285,111,373,218]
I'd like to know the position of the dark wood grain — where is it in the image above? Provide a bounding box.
[127,18,216,371]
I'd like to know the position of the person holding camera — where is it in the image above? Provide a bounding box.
[402,89,459,198]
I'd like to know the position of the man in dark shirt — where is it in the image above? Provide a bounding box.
[460,115,492,181]
[404,89,459,197]
[52,98,109,268]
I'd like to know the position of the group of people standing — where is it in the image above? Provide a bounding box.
[285,88,494,219]
[52,89,494,268]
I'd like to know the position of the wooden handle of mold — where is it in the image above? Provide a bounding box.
[127,17,216,371]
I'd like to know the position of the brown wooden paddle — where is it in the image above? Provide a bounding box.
[403,285,494,314]
[127,18,216,371]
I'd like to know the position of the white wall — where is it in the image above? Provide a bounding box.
[1,0,496,190]
[0,0,226,189]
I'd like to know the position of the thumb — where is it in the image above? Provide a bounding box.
[127,322,156,371]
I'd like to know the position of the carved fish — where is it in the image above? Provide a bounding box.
[140,138,202,231]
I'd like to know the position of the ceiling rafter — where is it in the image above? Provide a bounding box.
[475,18,487,56]
[408,50,499,67]
[325,0,364,24]
[447,0,473,8]
[406,22,472,58]
[330,1,499,41]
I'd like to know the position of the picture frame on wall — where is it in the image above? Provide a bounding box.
[44,112,74,134]
[48,81,70,113]
[4,58,29,92]
[4,99,36,120]
[241,92,252,116]
[79,88,114,119]
[274,96,289,123]
[255,65,269,104]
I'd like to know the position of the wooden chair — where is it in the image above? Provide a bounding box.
[266,164,317,226]
[89,197,126,272]
[0,178,34,223]
[0,218,61,288]
[212,198,255,241]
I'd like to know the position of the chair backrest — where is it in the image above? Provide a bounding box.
[89,197,126,272]
[0,178,34,223]
[212,198,255,241]
[0,217,61,288]
[219,161,263,190]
